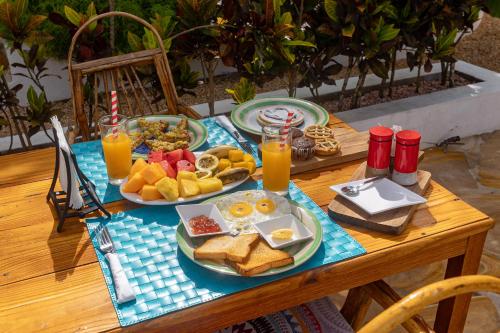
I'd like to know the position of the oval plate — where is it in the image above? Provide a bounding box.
[129,115,208,159]
[176,194,323,277]
[231,97,329,135]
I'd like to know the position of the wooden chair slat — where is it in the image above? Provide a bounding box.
[123,67,145,116]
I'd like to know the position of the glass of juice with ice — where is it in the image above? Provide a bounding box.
[261,125,292,195]
[98,114,132,185]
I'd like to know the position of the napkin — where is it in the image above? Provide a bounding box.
[50,116,84,209]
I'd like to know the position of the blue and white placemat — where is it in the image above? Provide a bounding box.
[71,117,261,204]
[85,180,366,327]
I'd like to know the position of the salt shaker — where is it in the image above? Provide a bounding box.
[392,130,421,185]
[366,126,393,177]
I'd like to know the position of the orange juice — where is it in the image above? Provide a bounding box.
[102,132,132,181]
[262,141,291,192]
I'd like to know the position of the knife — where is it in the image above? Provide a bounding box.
[214,115,256,156]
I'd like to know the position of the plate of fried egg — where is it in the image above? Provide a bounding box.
[176,190,323,276]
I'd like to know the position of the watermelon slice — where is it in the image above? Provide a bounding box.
[159,160,177,179]
[165,149,184,166]
[182,149,196,164]
[148,151,163,164]
[176,160,195,172]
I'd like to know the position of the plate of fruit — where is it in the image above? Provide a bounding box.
[120,145,257,205]
[129,115,208,160]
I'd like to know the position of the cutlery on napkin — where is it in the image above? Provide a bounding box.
[50,116,84,209]
[98,226,136,304]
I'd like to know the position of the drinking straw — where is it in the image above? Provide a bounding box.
[280,109,295,150]
[111,90,118,139]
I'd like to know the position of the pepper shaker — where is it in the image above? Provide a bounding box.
[392,130,421,186]
[366,126,393,177]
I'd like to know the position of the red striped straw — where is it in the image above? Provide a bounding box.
[111,90,118,139]
[280,110,295,150]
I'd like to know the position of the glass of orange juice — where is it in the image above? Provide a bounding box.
[261,125,292,195]
[98,114,132,185]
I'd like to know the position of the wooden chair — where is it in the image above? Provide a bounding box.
[354,275,500,333]
[67,11,201,141]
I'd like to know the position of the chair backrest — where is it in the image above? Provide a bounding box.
[67,11,201,141]
[358,275,500,333]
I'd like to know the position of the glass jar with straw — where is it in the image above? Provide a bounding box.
[261,111,294,195]
[98,91,132,185]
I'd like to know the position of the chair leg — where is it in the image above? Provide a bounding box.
[341,286,373,330]
[363,280,433,333]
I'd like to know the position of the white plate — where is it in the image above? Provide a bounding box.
[120,176,249,206]
[176,204,230,238]
[254,214,313,249]
[330,177,427,215]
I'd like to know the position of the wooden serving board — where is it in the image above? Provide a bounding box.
[328,162,432,235]
[290,127,369,175]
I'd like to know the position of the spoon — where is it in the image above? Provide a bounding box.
[341,176,384,196]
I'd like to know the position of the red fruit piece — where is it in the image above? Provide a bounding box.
[159,160,177,179]
[182,149,196,164]
[148,151,163,164]
[165,149,184,166]
[176,160,195,172]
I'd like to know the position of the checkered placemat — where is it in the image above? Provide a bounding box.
[85,180,366,327]
[71,117,261,204]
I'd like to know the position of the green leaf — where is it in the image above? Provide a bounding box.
[324,0,338,23]
[280,12,292,25]
[440,28,457,49]
[64,5,82,27]
[379,25,399,42]
[142,29,157,49]
[342,24,355,37]
[26,86,38,111]
[163,38,172,52]
[14,0,27,18]
[127,31,143,52]
[281,40,316,48]
[486,0,500,18]
[368,59,388,79]
[87,2,97,32]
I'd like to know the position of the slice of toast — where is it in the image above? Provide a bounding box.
[230,239,294,276]
[193,233,259,263]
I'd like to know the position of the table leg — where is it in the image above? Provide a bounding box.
[433,232,487,333]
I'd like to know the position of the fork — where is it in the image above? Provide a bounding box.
[214,115,257,156]
[98,226,136,304]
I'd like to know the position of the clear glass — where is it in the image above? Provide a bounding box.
[98,114,132,185]
[261,125,292,196]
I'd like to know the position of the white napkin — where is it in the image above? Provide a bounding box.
[50,116,84,209]
[105,253,136,304]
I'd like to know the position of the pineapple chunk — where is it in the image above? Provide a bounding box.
[176,170,197,183]
[140,184,163,201]
[123,173,146,193]
[232,161,256,174]
[129,158,148,178]
[179,179,200,197]
[156,177,179,201]
[243,153,254,163]
[217,158,232,171]
[197,177,223,194]
[140,163,166,184]
[228,149,244,162]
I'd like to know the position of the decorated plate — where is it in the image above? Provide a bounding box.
[128,115,208,159]
[176,193,323,277]
[231,98,329,135]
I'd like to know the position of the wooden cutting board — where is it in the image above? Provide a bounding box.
[290,127,369,175]
[328,162,432,235]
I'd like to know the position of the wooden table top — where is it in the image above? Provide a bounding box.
[0,121,494,333]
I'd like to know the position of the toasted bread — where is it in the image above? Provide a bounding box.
[193,233,259,263]
[230,239,293,276]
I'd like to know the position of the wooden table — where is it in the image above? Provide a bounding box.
[0,128,494,333]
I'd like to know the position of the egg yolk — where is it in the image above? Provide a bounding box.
[229,202,253,217]
[255,198,276,214]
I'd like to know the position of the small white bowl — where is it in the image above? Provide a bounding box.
[176,204,230,238]
[254,214,313,249]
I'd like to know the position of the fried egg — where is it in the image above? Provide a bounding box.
[215,190,291,233]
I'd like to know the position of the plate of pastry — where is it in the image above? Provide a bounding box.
[176,190,323,276]
[231,98,329,135]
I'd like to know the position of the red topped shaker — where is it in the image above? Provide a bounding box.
[393,130,421,185]
[367,126,393,176]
